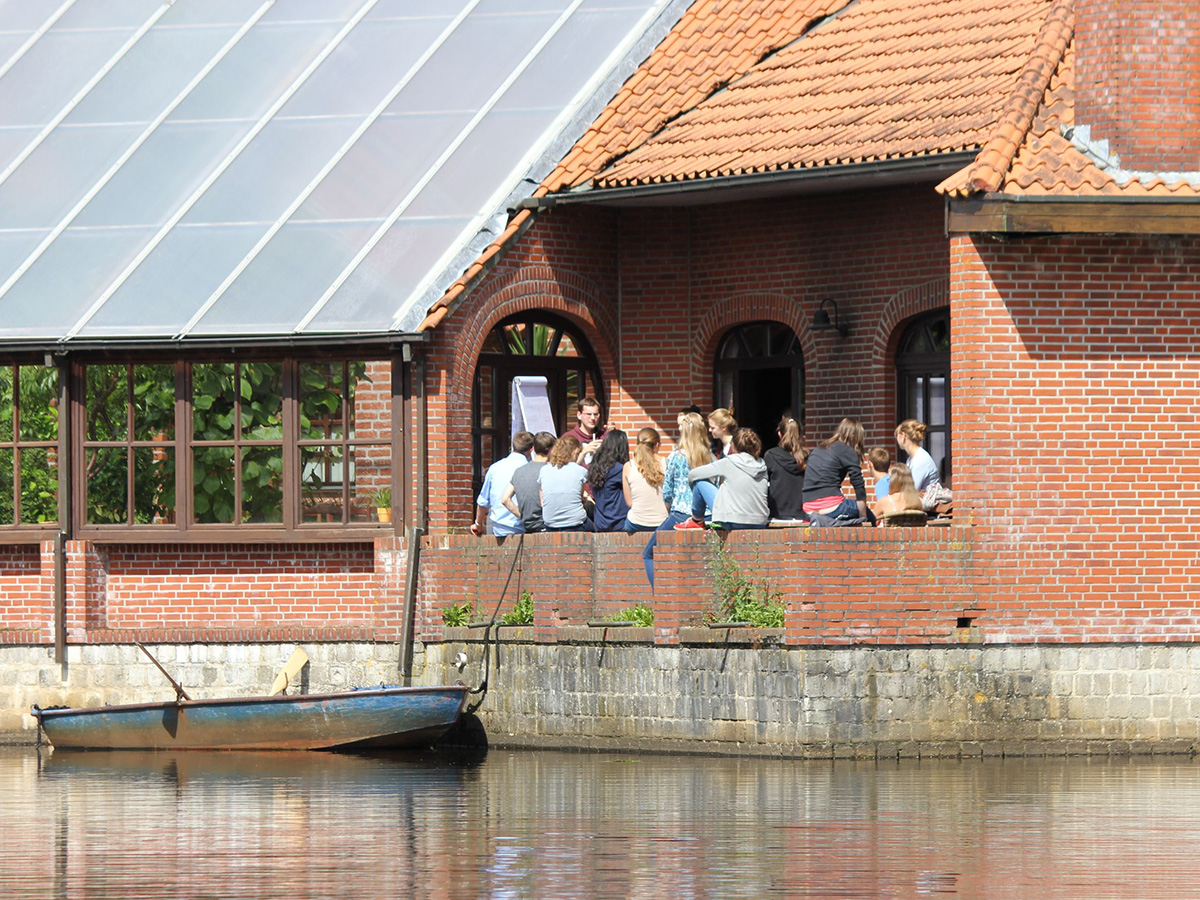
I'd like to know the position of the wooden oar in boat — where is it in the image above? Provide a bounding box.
[136,642,192,702]
[270,647,309,696]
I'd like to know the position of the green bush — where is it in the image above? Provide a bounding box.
[605,604,654,626]
[501,590,534,626]
[441,601,474,627]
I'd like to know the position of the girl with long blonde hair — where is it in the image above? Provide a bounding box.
[623,427,667,533]
[873,462,924,519]
[643,411,713,587]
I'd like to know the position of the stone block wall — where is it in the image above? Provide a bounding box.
[420,638,1200,757]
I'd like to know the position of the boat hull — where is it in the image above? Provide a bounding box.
[33,686,469,751]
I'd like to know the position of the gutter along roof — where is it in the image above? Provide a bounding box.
[0,0,686,348]
[421,0,1060,328]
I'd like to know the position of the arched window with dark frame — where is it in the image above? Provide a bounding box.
[472,313,604,500]
[713,321,804,445]
[895,308,950,484]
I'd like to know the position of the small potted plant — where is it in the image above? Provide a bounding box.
[373,486,392,523]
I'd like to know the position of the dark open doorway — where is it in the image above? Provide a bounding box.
[736,367,796,446]
[714,322,804,446]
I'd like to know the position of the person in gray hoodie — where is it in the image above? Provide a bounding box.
[682,428,769,529]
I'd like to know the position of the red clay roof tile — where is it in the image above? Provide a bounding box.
[593,0,1053,188]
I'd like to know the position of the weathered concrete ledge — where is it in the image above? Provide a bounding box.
[4,640,1200,757]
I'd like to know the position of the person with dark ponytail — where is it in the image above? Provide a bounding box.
[586,429,631,531]
[763,414,807,521]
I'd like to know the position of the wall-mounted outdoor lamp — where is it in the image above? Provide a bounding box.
[812,298,848,337]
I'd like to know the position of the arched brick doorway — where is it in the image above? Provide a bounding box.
[713,321,804,443]
[472,312,604,496]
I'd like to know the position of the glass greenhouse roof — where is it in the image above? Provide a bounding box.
[0,0,681,345]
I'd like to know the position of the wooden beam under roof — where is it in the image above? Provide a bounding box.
[947,196,1200,235]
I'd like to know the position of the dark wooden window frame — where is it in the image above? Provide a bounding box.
[69,353,399,544]
[472,313,604,501]
[0,358,62,538]
[895,307,951,483]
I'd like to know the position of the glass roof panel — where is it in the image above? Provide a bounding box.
[307,219,471,332]
[184,117,362,226]
[167,19,346,123]
[80,225,264,336]
[298,112,473,222]
[162,0,272,27]
[0,0,67,32]
[0,227,152,338]
[0,233,46,289]
[406,108,558,218]
[0,28,141,129]
[494,6,651,112]
[62,23,245,126]
[0,33,28,66]
[0,0,676,342]
[187,221,381,335]
[279,16,453,118]
[72,121,247,227]
[0,123,143,230]
[54,0,165,30]
[383,10,561,117]
[259,0,369,23]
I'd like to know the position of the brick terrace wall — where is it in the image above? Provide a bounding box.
[423,184,949,530]
[418,527,984,645]
[0,538,411,646]
[0,542,52,639]
[953,232,1200,641]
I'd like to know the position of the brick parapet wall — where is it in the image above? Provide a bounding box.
[0,539,411,646]
[418,526,985,645]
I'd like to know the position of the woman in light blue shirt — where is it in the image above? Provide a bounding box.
[538,435,592,531]
[895,419,939,491]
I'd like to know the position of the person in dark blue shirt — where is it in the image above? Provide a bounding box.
[587,429,631,531]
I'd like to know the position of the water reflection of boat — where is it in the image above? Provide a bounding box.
[37,746,480,784]
[31,685,469,751]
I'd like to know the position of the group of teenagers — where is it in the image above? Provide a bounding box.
[471,397,950,586]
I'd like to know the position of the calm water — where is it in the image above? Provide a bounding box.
[1,745,1198,899]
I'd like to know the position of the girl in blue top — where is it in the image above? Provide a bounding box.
[587,429,631,531]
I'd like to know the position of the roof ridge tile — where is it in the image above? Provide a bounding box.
[940,0,1073,196]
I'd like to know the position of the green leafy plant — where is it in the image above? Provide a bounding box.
[604,604,654,626]
[707,535,785,628]
[373,486,392,509]
[501,589,534,626]
[441,601,474,627]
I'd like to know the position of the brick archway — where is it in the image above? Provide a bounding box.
[448,264,618,406]
[695,292,811,377]
[871,277,950,369]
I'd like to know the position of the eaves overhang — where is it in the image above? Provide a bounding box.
[0,331,429,357]
[948,195,1200,235]
[521,152,979,209]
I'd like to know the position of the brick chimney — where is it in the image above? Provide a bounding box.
[1074,0,1200,172]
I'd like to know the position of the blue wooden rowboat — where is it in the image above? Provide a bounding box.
[31,685,470,751]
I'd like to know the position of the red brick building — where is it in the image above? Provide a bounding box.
[4,0,1200,670]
